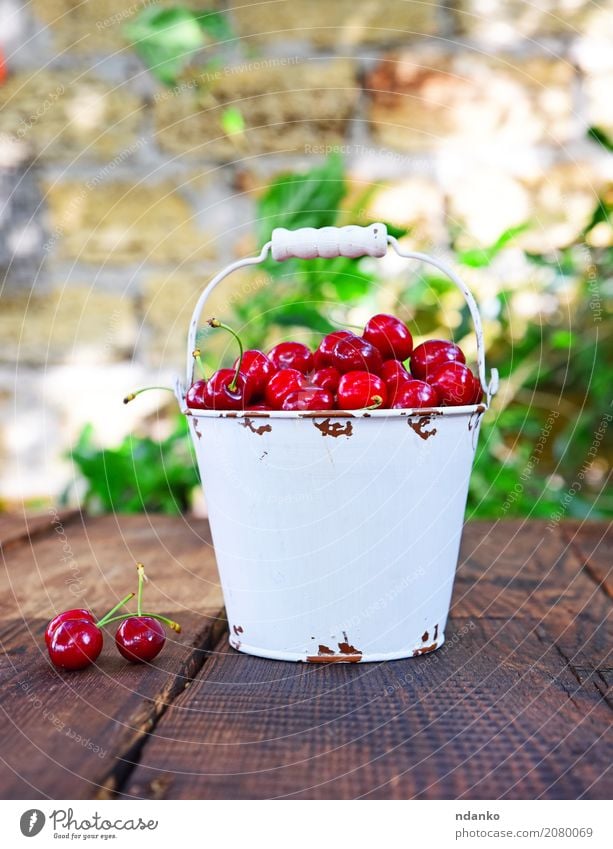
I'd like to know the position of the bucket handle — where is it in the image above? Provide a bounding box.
[185,223,499,403]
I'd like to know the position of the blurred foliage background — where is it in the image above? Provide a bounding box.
[0,2,611,521]
[73,152,612,521]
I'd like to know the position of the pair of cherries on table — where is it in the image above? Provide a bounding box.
[185,315,482,412]
[45,564,180,671]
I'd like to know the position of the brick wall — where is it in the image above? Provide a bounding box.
[0,0,611,502]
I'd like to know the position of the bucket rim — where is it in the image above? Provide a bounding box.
[182,402,488,420]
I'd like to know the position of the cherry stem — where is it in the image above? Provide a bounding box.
[100,612,181,633]
[136,562,146,617]
[123,386,174,405]
[208,318,243,392]
[192,348,207,379]
[96,592,135,628]
[366,395,383,410]
[329,317,363,331]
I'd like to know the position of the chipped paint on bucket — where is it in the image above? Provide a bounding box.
[176,224,498,663]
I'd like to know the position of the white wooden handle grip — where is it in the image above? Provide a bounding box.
[271,223,388,261]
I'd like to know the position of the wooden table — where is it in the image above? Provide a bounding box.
[0,513,610,800]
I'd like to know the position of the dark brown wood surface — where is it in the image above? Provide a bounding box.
[0,514,610,800]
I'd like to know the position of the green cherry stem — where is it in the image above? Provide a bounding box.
[100,613,182,633]
[329,316,363,331]
[136,562,146,616]
[192,348,207,379]
[365,395,384,410]
[123,386,174,405]
[208,318,243,392]
[96,592,135,628]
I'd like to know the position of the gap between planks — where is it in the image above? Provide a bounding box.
[96,610,227,799]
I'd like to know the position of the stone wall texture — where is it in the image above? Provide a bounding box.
[0,0,611,502]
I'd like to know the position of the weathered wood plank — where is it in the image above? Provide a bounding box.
[124,522,612,800]
[457,522,612,689]
[0,613,224,799]
[0,509,79,550]
[561,521,613,599]
[454,520,606,621]
[0,513,223,624]
[1,518,610,801]
[125,616,612,800]
[0,514,225,799]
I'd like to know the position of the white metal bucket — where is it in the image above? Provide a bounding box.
[175,224,499,663]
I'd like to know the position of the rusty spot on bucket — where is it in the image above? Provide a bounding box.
[408,413,440,440]
[241,417,272,436]
[192,418,202,440]
[468,405,485,432]
[313,419,353,438]
[413,642,438,657]
[306,638,363,663]
[230,638,242,651]
[338,640,362,658]
[232,625,244,636]
[433,623,439,641]
[422,630,429,642]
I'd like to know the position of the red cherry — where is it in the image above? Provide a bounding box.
[380,359,413,396]
[410,339,466,381]
[45,608,94,648]
[115,616,166,663]
[390,380,441,409]
[268,341,313,373]
[380,359,409,382]
[203,368,251,410]
[236,349,276,398]
[48,619,103,670]
[331,335,383,375]
[313,330,354,369]
[428,362,482,406]
[310,366,341,393]
[337,371,388,410]
[203,317,252,409]
[469,378,484,404]
[264,368,307,409]
[186,379,207,409]
[363,313,413,361]
[246,403,270,411]
[281,388,334,411]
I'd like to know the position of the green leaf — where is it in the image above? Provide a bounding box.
[289,255,374,303]
[383,222,409,240]
[124,7,225,86]
[551,329,574,349]
[221,106,245,137]
[68,418,199,515]
[458,223,530,268]
[195,10,233,42]
[256,152,346,244]
[587,126,613,152]
[582,196,612,236]
[270,303,337,334]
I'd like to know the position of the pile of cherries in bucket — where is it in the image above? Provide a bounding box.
[184,315,482,412]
